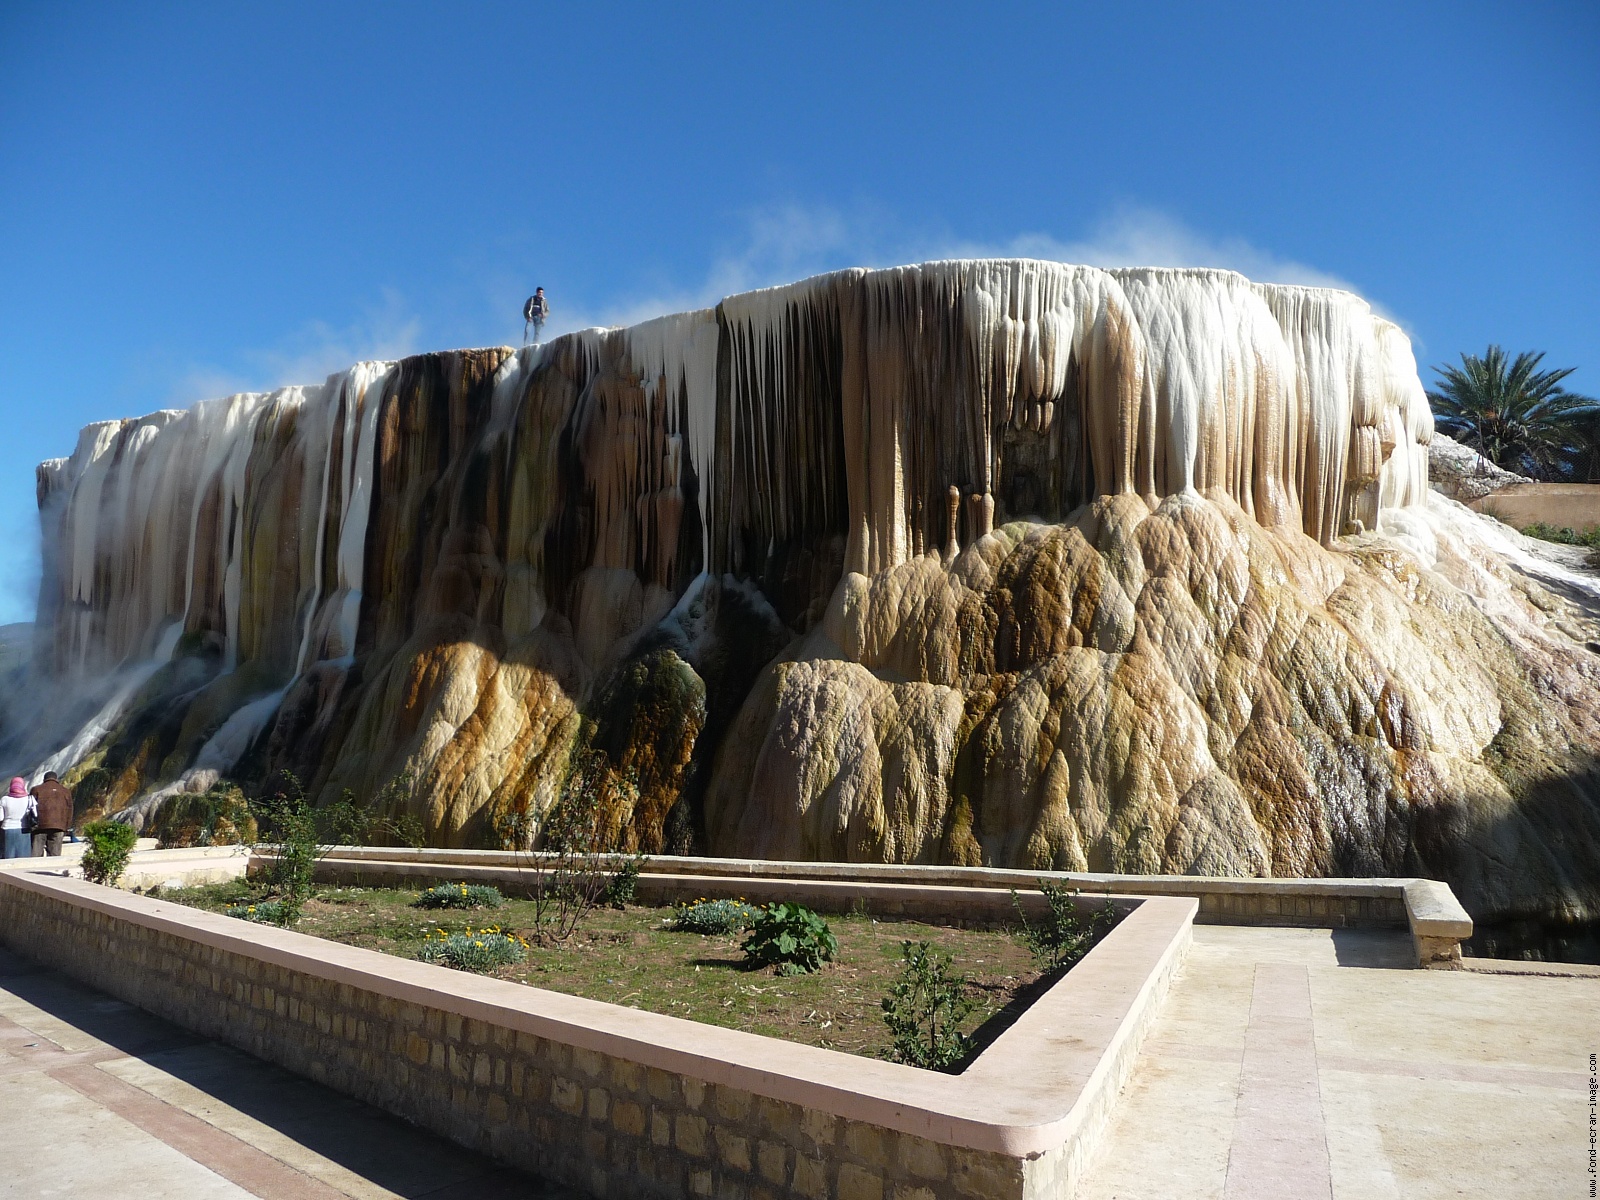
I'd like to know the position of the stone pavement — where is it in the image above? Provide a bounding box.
[2,927,1591,1199]
[1077,926,1594,1200]
[0,946,579,1199]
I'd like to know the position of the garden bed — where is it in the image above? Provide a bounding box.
[157,879,1068,1064]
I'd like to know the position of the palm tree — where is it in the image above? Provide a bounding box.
[1428,346,1598,479]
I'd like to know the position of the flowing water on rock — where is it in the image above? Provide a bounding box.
[6,262,1598,959]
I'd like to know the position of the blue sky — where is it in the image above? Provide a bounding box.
[1,1,1595,625]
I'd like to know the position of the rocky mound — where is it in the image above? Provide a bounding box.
[1428,432,1534,502]
[11,261,1600,959]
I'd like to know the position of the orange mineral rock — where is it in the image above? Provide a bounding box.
[14,262,1600,957]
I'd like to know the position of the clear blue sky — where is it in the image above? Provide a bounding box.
[1,1,1596,625]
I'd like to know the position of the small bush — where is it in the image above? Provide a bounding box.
[251,770,423,927]
[493,743,642,945]
[417,926,528,972]
[881,941,977,1071]
[1521,522,1600,548]
[80,820,139,886]
[251,777,341,926]
[412,883,503,910]
[1013,881,1119,973]
[1520,522,1600,568]
[225,899,292,925]
[670,898,757,935]
[605,853,644,908]
[741,903,837,975]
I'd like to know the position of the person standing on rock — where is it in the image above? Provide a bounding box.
[523,287,549,345]
[1,778,34,858]
[29,772,72,857]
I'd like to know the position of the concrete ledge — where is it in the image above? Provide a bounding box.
[307,856,1139,927]
[13,841,1472,969]
[1404,879,1474,968]
[0,862,1194,1199]
[120,845,251,889]
[0,844,250,890]
[0,835,158,866]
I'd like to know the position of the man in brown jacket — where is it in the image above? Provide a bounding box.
[29,772,73,856]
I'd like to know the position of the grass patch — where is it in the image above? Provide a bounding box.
[157,882,1065,1064]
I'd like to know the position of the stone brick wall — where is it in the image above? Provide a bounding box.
[1192,888,1406,927]
[0,883,1041,1200]
[304,849,1417,934]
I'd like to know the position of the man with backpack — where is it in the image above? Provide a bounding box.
[523,287,549,345]
[29,771,73,856]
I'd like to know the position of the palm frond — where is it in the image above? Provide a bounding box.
[1427,345,1597,479]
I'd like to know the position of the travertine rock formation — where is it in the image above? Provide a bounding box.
[10,262,1600,956]
[1428,432,1533,502]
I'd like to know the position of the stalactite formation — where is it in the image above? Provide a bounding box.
[8,261,1599,958]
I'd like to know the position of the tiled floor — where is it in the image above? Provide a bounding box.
[3,927,1589,1199]
[1077,926,1594,1199]
[0,946,578,1199]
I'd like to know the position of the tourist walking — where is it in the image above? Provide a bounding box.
[523,287,549,344]
[1,777,34,858]
[29,772,73,857]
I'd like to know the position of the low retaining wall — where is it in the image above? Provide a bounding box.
[0,865,1194,1200]
[300,849,1471,967]
[7,841,1470,968]
[1471,482,1600,531]
[307,858,1141,928]
[0,844,250,890]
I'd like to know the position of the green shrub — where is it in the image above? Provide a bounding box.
[416,926,528,972]
[670,898,757,935]
[1519,522,1600,567]
[251,770,424,927]
[605,853,644,908]
[79,820,139,886]
[741,903,837,975]
[412,882,504,910]
[224,899,292,925]
[493,744,641,945]
[881,941,977,1071]
[1520,522,1600,548]
[251,782,325,926]
[1013,882,1119,973]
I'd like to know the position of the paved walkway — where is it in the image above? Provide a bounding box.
[1078,926,1594,1200]
[0,946,578,1200]
[3,928,1590,1198]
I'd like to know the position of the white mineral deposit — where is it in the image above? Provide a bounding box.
[15,261,1600,958]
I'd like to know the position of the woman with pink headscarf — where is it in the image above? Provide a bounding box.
[1,778,35,858]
